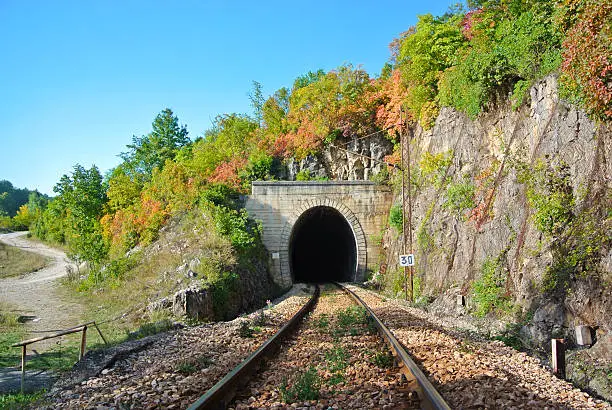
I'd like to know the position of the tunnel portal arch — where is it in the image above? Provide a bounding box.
[244,181,392,289]
[279,199,367,282]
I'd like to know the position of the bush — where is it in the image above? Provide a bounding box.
[522,162,574,237]
[389,205,403,233]
[472,257,513,317]
[443,179,475,219]
[295,169,313,181]
[212,206,260,251]
[418,151,452,188]
[210,271,240,319]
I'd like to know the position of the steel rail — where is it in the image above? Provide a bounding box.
[188,285,320,410]
[335,282,451,410]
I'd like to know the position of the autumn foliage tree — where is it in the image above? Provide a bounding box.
[558,0,612,120]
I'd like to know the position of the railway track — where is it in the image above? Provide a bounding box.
[40,282,608,409]
[190,283,450,410]
[344,285,611,410]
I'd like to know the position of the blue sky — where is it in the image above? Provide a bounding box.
[0,0,456,195]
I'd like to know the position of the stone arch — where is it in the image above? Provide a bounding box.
[278,198,367,282]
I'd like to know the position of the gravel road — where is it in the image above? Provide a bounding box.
[0,232,82,349]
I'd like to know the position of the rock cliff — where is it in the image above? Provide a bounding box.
[383,76,610,347]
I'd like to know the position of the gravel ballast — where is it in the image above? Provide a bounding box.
[39,286,313,409]
[347,285,611,409]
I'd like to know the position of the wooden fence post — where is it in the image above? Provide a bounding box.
[93,322,108,345]
[80,326,87,360]
[21,345,26,393]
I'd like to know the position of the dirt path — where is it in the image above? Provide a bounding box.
[0,232,83,349]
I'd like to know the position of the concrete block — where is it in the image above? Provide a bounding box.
[575,325,592,346]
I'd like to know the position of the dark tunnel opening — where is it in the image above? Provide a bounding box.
[289,206,357,283]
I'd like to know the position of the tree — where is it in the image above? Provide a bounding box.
[0,180,33,217]
[52,164,108,265]
[249,81,265,123]
[188,113,258,180]
[121,108,190,178]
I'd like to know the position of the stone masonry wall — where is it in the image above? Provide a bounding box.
[245,181,393,289]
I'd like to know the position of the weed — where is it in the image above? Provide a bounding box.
[372,350,394,368]
[416,203,435,252]
[334,306,368,336]
[325,346,349,372]
[174,354,212,374]
[279,367,320,403]
[419,151,452,188]
[314,314,329,329]
[443,179,475,219]
[472,256,513,318]
[389,205,403,233]
[327,373,345,386]
[252,309,267,327]
[238,320,253,338]
[175,360,197,374]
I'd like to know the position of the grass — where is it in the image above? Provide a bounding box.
[0,242,48,279]
[0,390,45,409]
[174,355,212,374]
[0,324,83,372]
[333,306,374,337]
[0,302,27,369]
[60,206,238,350]
[62,248,185,348]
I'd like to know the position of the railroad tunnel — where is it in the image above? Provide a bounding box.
[289,206,357,283]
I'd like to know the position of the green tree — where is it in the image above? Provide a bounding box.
[249,80,265,123]
[188,114,259,178]
[51,165,108,265]
[121,108,190,178]
[106,165,143,212]
[0,180,34,217]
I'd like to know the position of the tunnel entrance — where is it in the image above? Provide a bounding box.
[289,206,357,283]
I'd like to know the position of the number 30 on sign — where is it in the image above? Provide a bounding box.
[399,254,415,267]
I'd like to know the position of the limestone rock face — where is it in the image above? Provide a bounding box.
[375,75,610,351]
[172,284,214,320]
[287,133,394,181]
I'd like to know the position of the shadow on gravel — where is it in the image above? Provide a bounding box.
[0,368,55,393]
[439,374,575,409]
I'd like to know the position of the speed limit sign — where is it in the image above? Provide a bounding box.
[399,254,415,266]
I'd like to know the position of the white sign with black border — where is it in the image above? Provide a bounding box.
[399,254,415,267]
